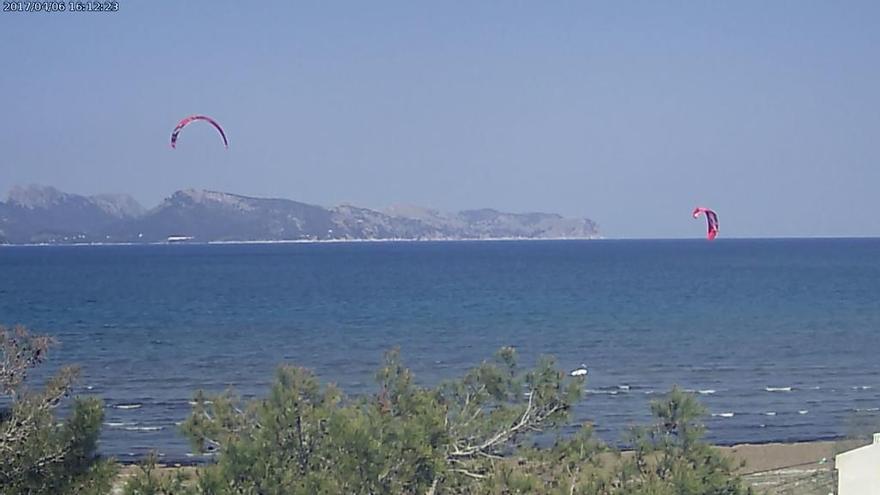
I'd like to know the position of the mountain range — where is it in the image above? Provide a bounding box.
[0,185,599,244]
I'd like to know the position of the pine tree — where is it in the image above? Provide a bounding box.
[0,325,115,495]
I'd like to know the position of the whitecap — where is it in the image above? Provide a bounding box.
[855,407,880,412]
[114,403,142,410]
[853,386,873,390]
[698,389,716,395]
[712,412,734,418]
[124,426,163,432]
[764,412,777,416]
[104,422,136,428]
[586,389,619,395]
[798,410,809,415]
[617,385,631,391]
[765,387,792,392]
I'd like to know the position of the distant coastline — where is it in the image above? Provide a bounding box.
[10,236,880,248]
[0,235,603,248]
[0,185,600,245]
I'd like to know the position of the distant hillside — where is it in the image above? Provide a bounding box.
[0,186,599,244]
[0,185,143,244]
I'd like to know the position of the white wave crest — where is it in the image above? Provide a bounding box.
[585,389,620,395]
[124,426,164,431]
[104,422,137,428]
[764,387,792,392]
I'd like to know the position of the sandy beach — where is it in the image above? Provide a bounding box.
[113,439,860,494]
[727,440,843,494]
[722,439,868,494]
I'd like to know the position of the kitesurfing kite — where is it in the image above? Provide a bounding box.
[692,207,719,240]
[170,115,228,149]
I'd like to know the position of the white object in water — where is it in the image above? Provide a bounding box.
[765,386,792,392]
[570,364,588,377]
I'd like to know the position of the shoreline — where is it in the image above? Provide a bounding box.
[6,236,880,248]
[0,236,603,248]
[111,437,856,469]
[112,439,853,495]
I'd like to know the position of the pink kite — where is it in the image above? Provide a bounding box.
[692,207,719,240]
[170,115,228,149]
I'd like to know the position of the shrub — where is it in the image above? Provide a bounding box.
[127,349,749,495]
[0,325,115,495]
[612,386,751,495]
[178,347,581,494]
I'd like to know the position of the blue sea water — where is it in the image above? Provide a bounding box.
[1,239,879,462]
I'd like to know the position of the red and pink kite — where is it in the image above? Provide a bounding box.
[170,115,228,149]
[692,207,719,240]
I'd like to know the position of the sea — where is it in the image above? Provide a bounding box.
[0,239,878,462]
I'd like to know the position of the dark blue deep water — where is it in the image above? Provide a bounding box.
[1,239,879,462]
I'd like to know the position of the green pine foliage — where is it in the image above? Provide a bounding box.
[612,387,752,495]
[126,347,750,495]
[0,325,115,495]
[169,347,582,494]
[122,452,189,495]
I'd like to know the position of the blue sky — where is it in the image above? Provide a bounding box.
[1,1,878,237]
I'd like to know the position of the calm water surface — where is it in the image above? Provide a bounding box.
[1,239,878,461]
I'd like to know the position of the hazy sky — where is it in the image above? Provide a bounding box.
[2,2,878,238]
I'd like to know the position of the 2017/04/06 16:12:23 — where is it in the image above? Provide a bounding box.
[2,1,119,12]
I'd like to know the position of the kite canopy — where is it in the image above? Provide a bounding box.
[692,207,719,240]
[170,115,228,149]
